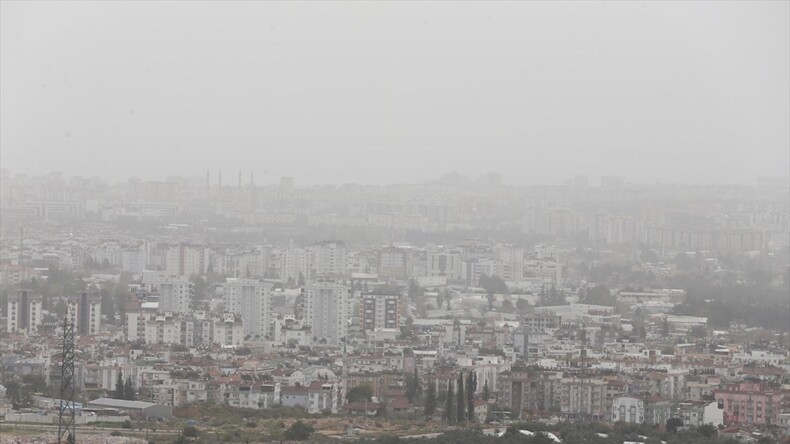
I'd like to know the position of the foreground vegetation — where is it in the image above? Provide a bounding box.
[359,422,779,444]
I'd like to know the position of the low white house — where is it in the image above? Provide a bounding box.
[611,396,644,424]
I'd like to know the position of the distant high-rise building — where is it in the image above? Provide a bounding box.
[361,293,400,333]
[126,300,159,342]
[66,291,102,335]
[309,241,347,276]
[572,175,589,187]
[142,312,216,347]
[223,278,273,340]
[120,247,147,274]
[280,248,314,283]
[280,177,294,190]
[600,176,625,188]
[212,312,245,347]
[427,250,463,281]
[303,282,351,346]
[377,246,408,279]
[165,243,209,277]
[156,276,194,314]
[462,257,510,286]
[7,290,42,334]
[494,242,524,280]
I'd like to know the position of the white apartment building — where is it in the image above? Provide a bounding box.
[212,313,245,347]
[212,251,264,278]
[523,257,563,287]
[494,242,524,280]
[426,250,463,281]
[7,290,43,334]
[223,278,273,340]
[303,282,351,346]
[462,257,510,286]
[732,350,788,366]
[273,317,312,346]
[560,377,607,419]
[66,291,102,335]
[156,276,194,314]
[0,264,39,287]
[611,396,645,423]
[165,243,209,277]
[141,270,168,292]
[309,241,347,276]
[377,246,409,279]
[126,301,159,342]
[361,293,400,333]
[145,313,212,347]
[280,248,314,283]
[144,313,182,345]
[120,247,147,274]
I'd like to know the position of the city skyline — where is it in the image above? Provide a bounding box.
[1,167,788,188]
[0,2,788,442]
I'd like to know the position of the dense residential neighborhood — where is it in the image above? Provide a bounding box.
[0,170,787,442]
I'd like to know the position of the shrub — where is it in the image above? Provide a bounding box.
[182,425,200,438]
[283,420,315,441]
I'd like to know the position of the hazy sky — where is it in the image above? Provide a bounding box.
[1,1,788,186]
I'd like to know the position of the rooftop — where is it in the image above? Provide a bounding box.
[87,397,161,410]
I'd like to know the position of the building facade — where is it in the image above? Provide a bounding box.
[303,282,351,346]
[223,278,273,340]
[7,290,43,334]
[361,293,400,333]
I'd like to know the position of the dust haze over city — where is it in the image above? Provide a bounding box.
[0,2,789,444]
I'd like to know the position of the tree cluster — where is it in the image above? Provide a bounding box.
[114,373,136,400]
[443,371,478,423]
[283,420,315,441]
[347,384,373,403]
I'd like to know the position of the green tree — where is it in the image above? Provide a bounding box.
[283,420,314,441]
[547,286,566,305]
[21,374,47,393]
[100,286,114,320]
[4,380,33,409]
[182,425,200,438]
[482,380,490,401]
[584,285,614,306]
[424,380,437,418]
[405,370,416,402]
[124,376,135,400]
[689,325,707,339]
[445,380,454,423]
[456,373,465,423]
[666,417,683,434]
[405,367,421,402]
[480,274,508,310]
[698,424,717,437]
[114,372,125,399]
[347,384,373,403]
[466,372,475,422]
[190,275,207,301]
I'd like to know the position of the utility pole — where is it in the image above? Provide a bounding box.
[57,316,76,443]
